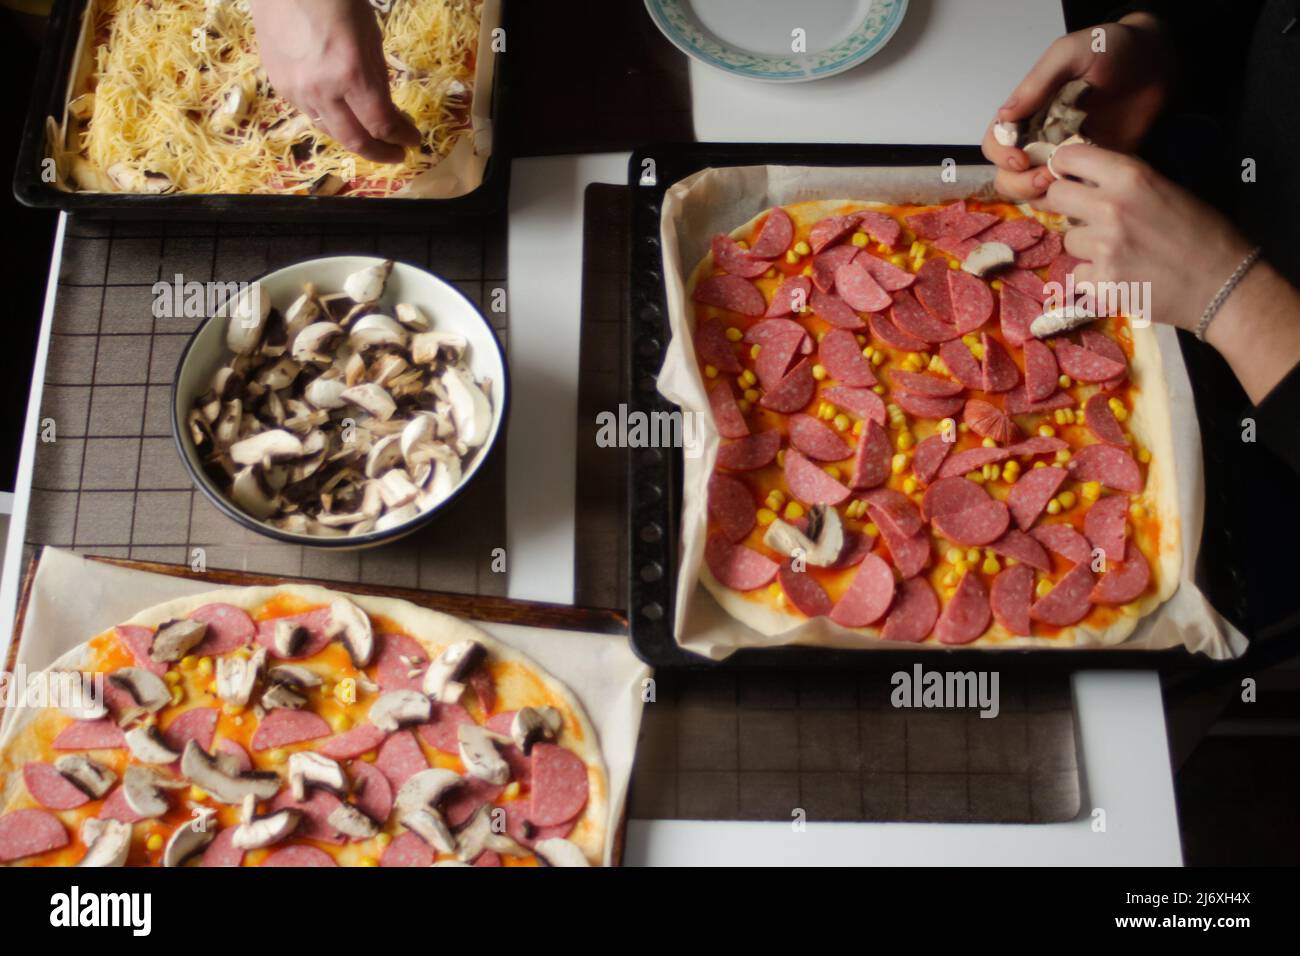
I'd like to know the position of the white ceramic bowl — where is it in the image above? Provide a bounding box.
[172,256,508,548]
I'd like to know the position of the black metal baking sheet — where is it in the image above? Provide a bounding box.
[14,0,515,222]
[624,141,1241,670]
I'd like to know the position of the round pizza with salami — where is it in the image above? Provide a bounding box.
[690,198,1180,647]
[0,586,606,866]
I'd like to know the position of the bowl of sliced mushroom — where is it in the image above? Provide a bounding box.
[173,256,506,546]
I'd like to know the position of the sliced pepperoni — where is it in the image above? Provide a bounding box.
[188,603,256,656]
[990,564,1036,635]
[694,275,765,317]
[416,703,474,753]
[530,743,590,827]
[1023,339,1059,402]
[216,738,253,773]
[200,827,245,867]
[912,433,954,483]
[99,786,147,823]
[810,290,866,329]
[932,235,980,260]
[1004,384,1075,415]
[819,328,877,387]
[0,809,68,863]
[23,762,91,810]
[784,447,851,505]
[1047,253,1085,289]
[704,533,779,591]
[745,316,811,349]
[938,444,1012,480]
[381,830,435,867]
[891,286,957,344]
[935,572,992,645]
[350,758,395,823]
[1080,329,1128,390]
[695,317,743,373]
[868,309,928,352]
[318,723,387,760]
[1055,341,1126,383]
[1069,444,1144,493]
[250,709,331,751]
[913,261,960,329]
[980,333,1020,393]
[1001,268,1047,301]
[750,207,795,258]
[829,554,896,627]
[53,717,125,751]
[905,202,965,240]
[711,233,770,279]
[707,380,750,440]
[504,801,577,849]
[759,357,816,413]
[270,788,346,844]
[861,487,924,536]
[1030,561,1095,626]
[836,258,893,312]
[882,577,940,642]
[947,210,1001,241]
[870,507,931,579]
[162,707,219,755]
[1014,230,1063,269]
[857,252,915,290]
[812,244,859,294]
[374,632,430,692]
[1006,435,1068,457]
[1084,494,1130,562]
[262,845,338,867]
[963,399,1019,443]
[1084,393,1128,446]
[764,275,813,318]
[988,528,1053,572]
[930,493,1010,547]
[823,386,886,425]
[254,608,333,660]
[716,430,781,471]
[830,529,876,569]
[708,472,757,542]
[849,419,891,489]
[938,338,984,389]
[809,214,858,253]
[1091,539,1152,604]
[856,210,903,248]
[789,414,853,462]
[947,269,994,333]
[923,473,998,522]
[777,561,833,618]
[375,729,430,789]
[114,625,166,676]
[895,391,964,420]
[890,370,963,397]
[999,283,1041,348]
[978,217,1045,251]
[1008,465,1068,530]
[755,324,807,390]
[441,777,505,829]
[1031,523,1093,564]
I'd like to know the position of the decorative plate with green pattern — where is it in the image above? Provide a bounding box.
[644,0,909,83]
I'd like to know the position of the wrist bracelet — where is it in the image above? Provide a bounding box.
[1195,246,1262,342]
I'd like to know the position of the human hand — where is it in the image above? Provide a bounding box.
[248,0,419,164]
[981,13,1171,200]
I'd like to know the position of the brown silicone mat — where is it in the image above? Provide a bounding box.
[574,185,1082,824]
[27,216,509,595]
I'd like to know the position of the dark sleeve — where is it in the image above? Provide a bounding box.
[1252,361,1300,475]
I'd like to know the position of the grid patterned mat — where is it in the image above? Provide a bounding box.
[27,216,509,596]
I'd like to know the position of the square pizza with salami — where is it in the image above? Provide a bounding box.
[690,198,1180,647]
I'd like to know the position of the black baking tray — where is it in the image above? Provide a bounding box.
[624,142,1243,670]
[14,0,515,222]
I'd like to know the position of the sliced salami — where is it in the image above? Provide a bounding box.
[812,244,859,294]
[1030,561,1095,626]
[935,571,992,645]
[830,529,877,569]
[849,419,891,490]
[1002,268,1047,301]
[988,528,1053,572]
[114,625,167,676]
[938,338,985,391]
[890,370,963,397]
[1031,523,1093,564]
[1014,230,1063,269]
[250,708,331,751]
[1006,435,1068,457]
[0,809,68,863]
[1047,253,1084,289]
[318,723,387,760]
[270,787,345,844]
[835,258,893,313]
[947,210,1001,241]
[978,217,1045,251]
[882,577,940,642]
[871,508,931,579]
[254,608,333,660]
[862,487,924,536]
[764,275,813,318]
[1004,384,1075,415]
[473,849,503,867]
[708,380,750,440]
[1091,540,1151,604]
[947,269,994,333]
[777,561,834,618]
[1023,339,1059,402]
[927,481,1010,546]
[694,275,765,317]
[784,448,851,505]
[932,235,980,260]
[963,399,1019,444]
[162,707,219,755]
[819,328,877,387]
[755,324,807,390]
[216,738,253,773]
[1008,464,1068,530]
[912,261,958,328]
[1069,444,1143,493]
[857,252,915,291]
[716,430,781,471]
[1055,341,1126,383]
[53,717,125,751]
[374,632,430,692]
[189,603,255,656]
[809,214,859,253]
[1084,393,1128,446]
[895,391,964,420]
[912,433,954,483]
[375,730,430,789]
[750,207,795,258]
[745,316,809,347]
[990,563,1036,635]
[789,414,853,462]
[23,762,91,810]
[999,283,1041,348]
[695,317,743,373]
[443,776,504,828]
[416,702,474,753]
[708,472,757,542]
[530,743,590,826]
[938,444,1012,480]
[868,310,928,352]
[856,210,903,248]
[349,757,395,823]
[715,226,778,276]
[829,554,896,628]
[381,830,435,867]
[823,386,887,425]
[811,290,867,329]
[980,333,1020,392]
[1083,494,1129,562]
[905,202,965,240]
[759,357,816,413]
[893,286,960,345]
[1080,330,1128,390]
[262,845,338,867]
[504,801,577,849]
[704,533,780,591]
[200,827,245,867]
[99,786,147,823]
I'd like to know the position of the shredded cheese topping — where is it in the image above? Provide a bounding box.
[74,0,480,196]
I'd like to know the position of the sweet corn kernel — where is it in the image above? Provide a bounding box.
[329,712,351,733]
[962,334,979,348]
[1130,502,1147,519]
[891,453,908,474]
[749,344,761,360]
[981,437,996,448]
[946,548,963,564]
[970,343,985,360]
[852,420,864,436]
[833,414,851,432]
[784,502,804,520]
[1046,499,1062,515]
[802,265,814,277]
[864,522,879,536]
[146,834,164,852]
[768,583,782,599]
[812,364,828,381]
[1137,446,1151,463]
[929,355,948,374]
[1058,374,1073,388]
[1035,578,1053,599]
[889,254,907,268]
[744,388,760,403]
[794,240,811,256]
[164,671,181,686]
[361,751,377,762]
[965,548,981,564]
[359,858,379,867]
[503,781,521,801]
[197,657,213,677]
[741,369,757,387]
[991,279,1003,291]
[268,749,286,765]
[910,257,925,273]
[856,334,867,346]
[223,703,244,717]
[1058,490,1077,509]
[948,258,960,269]
[897,431,915,451]
[1054,449,1071,463]
[736,240,748,250]
[786,249,800,264]
[958,422,970,433]
[769,489,786,507]
[765,268,777,279]
[824,465,842,481]
[376,833,392,847]
[982,556,1001,575]
[725,326,743,342]
[877,243,891,254]
[943,571,959,587]
[873,385,886,395]
[871,351,885,367]
[205,680,217,695]
[188,786,207,802]
[1033,460,1047,469]
[902,476,918,494]
[985,464,1002,481]
[1038,424,1056,438]
[170,688,184,706]
[863,345,875,359]
[910,240,926,258]
[704,365,718,378]
[967,471,985,483]
[1002,459,1020,476]
[1081,481,1102,501]
[776,450,786,467]
[851,231,869,247]
[180,655,197,670]
[736,399,751,414]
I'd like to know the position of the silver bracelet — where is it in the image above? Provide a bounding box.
[1195,246,1262,342]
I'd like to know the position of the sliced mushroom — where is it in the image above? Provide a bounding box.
[370,352,409,388]
[124,725,181,765]
[420,639,485,703]
[374,503,418,531]
[149,618,208,663]
[533,837,591,867]
[291,321,344,365]
[78,818,132,868]
[961,241,1016,278]
[108,667,171,723]
[377,469,419,509]
[260,683,306,710]
[309,173,344,197]
[327,802,379,839]
[368,689,431,731]
[364,433,404,478]
[441,366,491,448]
[226,282,270,355]
[343,260,393,305]
[267,112,314,144]
[231,466,279,520]
[394,302,430,331]
[231,805,300,851]
[180,740,281,805]
[340,383,397,421]
[349,313,408,351]
[509,706,563,756]
[304,374,349,410]
[162,818,217,867]
[267,664,322,688]
[992,120,1020,147]
[1030,303,1096,339]
[457,723,510,786]
[54,755,116,798]
[394,768,462,817]
[214,646,265,708]
[403,808,456,854]
[762,505,844,568]
[122,766,170,819]
[454,804,530,862]
[106,163,172,194]
[283,289,321,340]
[229,429,305,467]
[411,330,467,365]
[212,81,250,130]
[58,672,108,721]
[288,751,348,801]
[327,596,374,667]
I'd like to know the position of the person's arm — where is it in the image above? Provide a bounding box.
[248,0,419,164]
